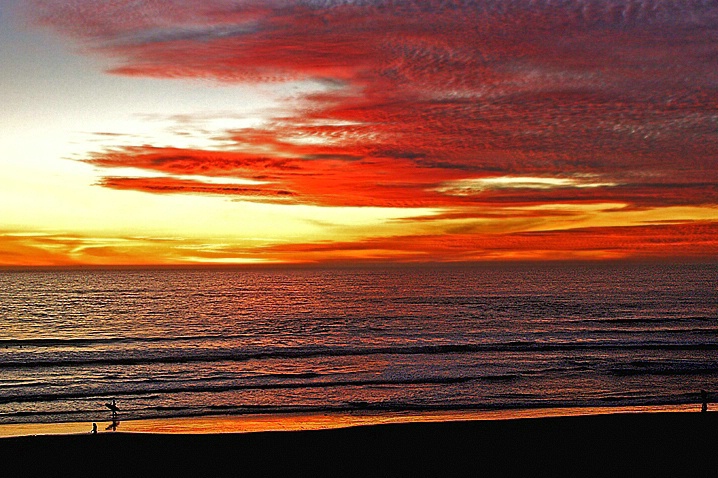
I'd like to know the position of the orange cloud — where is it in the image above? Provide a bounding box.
[258,221,718,263]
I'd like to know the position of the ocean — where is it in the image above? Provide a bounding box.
[1,262,716,426]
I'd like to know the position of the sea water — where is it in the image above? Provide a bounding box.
[0,262,716,425]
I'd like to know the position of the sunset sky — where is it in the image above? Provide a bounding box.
[1,0,717,266]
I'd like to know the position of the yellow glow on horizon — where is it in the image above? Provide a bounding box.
[3,200,716,266]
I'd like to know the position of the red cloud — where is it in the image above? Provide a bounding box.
[99,177,297,202]
[37,0,718,183]
[38,0,713,205]
[27,0,718,261]
[87,144,716,209]
[87,145,466,207]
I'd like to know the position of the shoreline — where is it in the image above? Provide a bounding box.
[0,403,703,438]
[1,410,715,476]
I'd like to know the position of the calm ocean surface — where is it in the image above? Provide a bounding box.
[0,262,716,425]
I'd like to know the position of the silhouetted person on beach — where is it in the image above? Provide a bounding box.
[92,422,97,434]
[105,399,119,418]
[701,390,708,412]
[103,399,120,430]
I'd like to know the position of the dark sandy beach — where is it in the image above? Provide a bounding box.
[1,412,716,477]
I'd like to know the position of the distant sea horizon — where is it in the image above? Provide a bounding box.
[2,257,716,273]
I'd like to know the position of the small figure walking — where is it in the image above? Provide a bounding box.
[701,390,708,413]
[92,422,98,434]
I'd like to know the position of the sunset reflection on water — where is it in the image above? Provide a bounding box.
[0,404,700,438]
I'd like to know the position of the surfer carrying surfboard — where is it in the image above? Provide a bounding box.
[105,399,119,418]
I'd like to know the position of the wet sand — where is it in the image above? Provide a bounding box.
[1,412,716,477]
